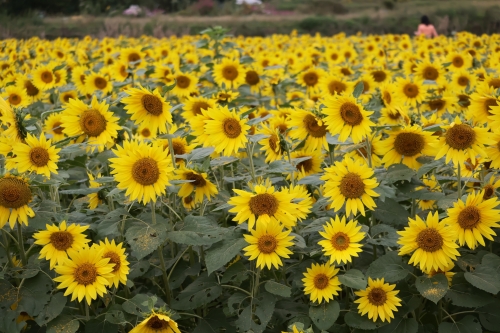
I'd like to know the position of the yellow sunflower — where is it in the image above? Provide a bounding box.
[244,65,265,93]
[288,109,328,151]
[485,129,500,169]
[302,263,341,303]
[446,52,473,70]
[213,58,245,89]
[171,71,198,98]
[32,65,56,91]
[87,173,102,209]
[318,216,365,265]
[319,74,353,96]
[450,70,477,92]
[394,78,427,107]
[321,157,379,216]
[469,85,498,125]
[129,311,181,333]
[109,140,174,204]
[11,133,60,178]
[33,221,90,269]
[297,67,323,92]
[354,278,402,323]
[378,107,410,127]
[85,71,113,95]
[379,83,400,112]
[416,175,441,210]
[290,149,323,180]
[397,211,460,272]
[2,85,30,108]
[53,246,115,305]
[282,184,313,221]
[0,174,35,229]
[59,90,78,105]
[243,219,294,270]
[322,95,375,144]
[94,238,130,288]
[44,113,65,141]
[175,166,218,204]
[258,125,284,163]
[182,195,196,210]
[442,190,500,250]
[414,60,446,85]
[181,96,215,121]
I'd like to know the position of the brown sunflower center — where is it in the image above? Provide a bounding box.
[223,118,242,139]
[423,66,439,80]
[172,141,186,156]
[296,156,313,173]
[303,72,319,86]
[483,185,495,200]
[368,287,387,306]
[79,74,86,84]
[484,98,498,114]
[41,70,53,84]
[341,67,352,76]
[29,147,50,167]
[141,95,163,116]
[313,273,330,290]
[74,263,97,286]
[63,94,73,103]
[340,102,363,126]
[331,232,350,250]
[222,65,239,81]
[458,94,471,108]
[120,65,127,78]
[330,53,339,61]
[489,79,500,89]
[340,173,365,199]
[303,114,327,138]
[52,121,64,134]
[176,75,191,89]
[103,251,121,272]
[257,234,278,254]
[80,109,107,137]
[141,128,151,137]
[184,196,193,205]
[249,193,279,217]
[49,231,74,251]
[394,132,425,157]
[277,124,288,134]
[132,157,160,186]
[453,56,464,68]
[25,80,39,96]
[185,172,206,187]
[127,52,141,63]
[94,77,107,90]
[445,124,475,150]
[416,228,443,252]
[403,83,419,98]
[372,70,386,82]
[147,316,169,330]
[428,99,446,111]
[0,178,32,209]
[245,70,260,86]
[191,101,210,115]
[328,80,347,95]
[9,94,21,105]
[457,206,481,229]
[457,76,469,87]
[383,91,392,105]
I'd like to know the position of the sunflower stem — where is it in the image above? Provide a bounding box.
[2,231,16,269]
[246,143,257,184]
[151,201,157,225]
[157,245,172,306]
[457,163,462,199]
[285,143,295,186]
[411,198,416,219]
[16,225,27,266]
[85,302,90,321]
[166,124,177,170]
[365,135,372,169]
[328,144,335,166]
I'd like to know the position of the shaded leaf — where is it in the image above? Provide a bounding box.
[171,274,222,310]
[415,274,448,304]
[438,315,481,333]
[379,317,418,333]
[205,229,247,275]
[35,292,66,326]
[478,299,500,332]
[338,269,367,289]
[265,281,291,298]
[385,164,416,183]
[47,316,79,333]
[344,311,387,330]
[446,273,495,308]
[373,198,410,226]
[309,301,340,330]
[465,265,500,294]
[366,252,412,283]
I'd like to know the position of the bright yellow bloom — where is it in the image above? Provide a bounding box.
[302,263,341,303]
[318,216,365,265]
[0,174,35,229]
[11,133,60,178]
[354,278,402,323]
[94,238,130,288]
[129,311,181,333]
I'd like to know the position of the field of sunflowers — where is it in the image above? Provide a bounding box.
[1,27,500,333]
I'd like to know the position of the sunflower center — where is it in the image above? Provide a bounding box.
[457,206,481,229]
[372,70,386,82]
[489,79,500,89]
[277,124,288,134]
[223,118,242,139]
[257,234,278,254]
[303,72,319,86]
[331,232,350,250]
[340,173,365,199]
[445,124,475,150]
[483,185,495,199]
[416,228,444,252]
[368,287,387,306]
[245,70,260,86]
[0,178,32,209]
[296,157,313,173]
[328,81,347,95]
[79,74,86,84]
[132,158,160,186]
[141,128,151,137]
[9,94,21,105]
[94,77,107,90]
[457,76,469,87]
[25,81,39,96]
[313,273,330,290]
[41,70,53,83]
[191,101,210,115]
[63,94,73,103]
[49,231,74,251]
[484,98,498,114]
[184,196,193,205]
[222,65,239,81]
[119,65,128,78]
[249,193,279,217]
[172,141,186,156]
[29,147,50,167]
[185,172,206,187]
[458,94,471,108]
[341,67,352,76]
[176,75,191,89]
[330,53,339,61]
[423,67,439,80]
[383,91,392,105]
[74,263,98,286]
[403,83,419,98]
[103,251,121,273]
[80,109,107,137]
[52,121,64,134]
[141,95,163,116]
[303,114,327,138]
[147,316,169,330]
[394,132,425,156]
[452,56,464,68]
[428,99,445,111]
[127,53,141,63]
[340,102,363,126]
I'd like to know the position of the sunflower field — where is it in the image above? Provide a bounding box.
[1,27,500,333]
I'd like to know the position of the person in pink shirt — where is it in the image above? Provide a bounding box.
[415,15,438,38]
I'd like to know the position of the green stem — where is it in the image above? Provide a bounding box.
[2,231,16,268]
[246,143,257,184]
[166,124,177,169]
[457,163,462,199]
[411,198,416,219]
[365,135,372,168]
[157,245,172,306]
[85,302,90,321]
[17,225,27,266]
[221,285,252,296]
[285,144,295,186]
[328,144,335,166]
[151,201,157,225]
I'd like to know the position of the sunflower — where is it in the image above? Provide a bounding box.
[446,52,473,70]
[121,47,146,69]
[485,130,500,169]
[136,123,157,140]
[297,67,323,92]
[215,90,239,103]
[151,63,174,85]
[11,133,60,178]
[442,190,500,250]
[228,182,300,229]
[53,246,114,305]
[44,113,65,141]
[469,176,500,200]
[302,263,341,304]
[414,60,446,84]
[397,211,460,272]
[287,109,328,151]
[0,174,34,229]
[345,133,383,167]
[182,96,215,121]
[458,157,483,178]
[421,93,457,117]
[71,66,89,95]
[33,221,90,269]
[394,78,427,107]
[433,117,491,166]
[354,278,402,323]
[32,65,56,91]
[322,95,375,144]
[370,69,390,85]
[450,70,477,92]
[213,58,245,89]
[258,125,284,163]
[0,97,26,144]
[16,75,44,102]
[290,149,323,180]
[319,75,352,96]
[175,166,218,204]
[129,311,181,333]
[2,85,29,108]
[282,184,313,221]
[379,125,437,170]
[171,71,198,98]
[182,195,196,210]
[109,140,173,204]
[416,175,441,210]
[321,157,379,216]
[318,216,365,265]
[469,86,499,125]
[487,102,500,129]
[122,85,172,134]
[94,238,130,288]
[85,71,112,95]
[202,105,250,157]
[87,173,102,209]
[379,107,410,127]
[243,219,294,270]
[59,90,78,105]
[61,96,121,152]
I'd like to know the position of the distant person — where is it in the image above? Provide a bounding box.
[415,15,438,38]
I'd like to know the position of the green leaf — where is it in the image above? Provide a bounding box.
[373,198,410,226]
[478,299,500,332]
[338,269,367,289]
[18,272,53,317]
[482,253,500,271]
[177,147,215,161]
[297,175,325,186]
[415,274,448,304]
[47,316,79,333]
[125,219,167,260]
[438,315,481,333]
[169,215,227,246]
[367,224,399,247]
[385,164,416,183]
[309,301,340,330]
[446,273,496,308]
[235,292,276,333]
[417,159,443,178]
[122,294,150,315]
[192,309,236,333]
[205,229,247,275]
[105,310,127,324]
[344,311,387,330]
[353,81,365,98]
[210,156,238,167]
[379,317,418,333]
[465,265,500,294]
[366,252,412,283]
[59,187,103,195]
[85,318,118,333]
[221,261,249,285]
[265,281,291,298]
[171,274,223,310]
[35,292,67,325]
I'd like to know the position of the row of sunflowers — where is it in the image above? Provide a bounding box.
[1,28,500,333]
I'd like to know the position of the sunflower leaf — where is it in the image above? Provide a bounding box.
[47,316,79,333]
[366,252,412,283]
[338,269,367,289]
[379,317,418,333]
[309,301,340,330]
[464,265,500,294]
[438,315,482,333]
[265,281,291,298]
[344,311,388,330]
[446,273,496,308]
[353,81,365,98]
[415,274,448,304]
[205,229,247,275]
[478,299,500,332]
